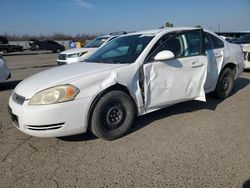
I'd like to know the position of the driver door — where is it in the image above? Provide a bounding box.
[143,30,208,112]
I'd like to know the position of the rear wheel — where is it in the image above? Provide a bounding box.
[34,44,40,50]
[90,91,135,141]
[2,50,7,55]
[214,67,235,99]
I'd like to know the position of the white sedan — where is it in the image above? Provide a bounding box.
[57,33,125,65]
[0,52,11,82]
[9,27,244,140]
[242,44,250,69]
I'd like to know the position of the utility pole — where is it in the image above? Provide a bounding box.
[218,24,221,32]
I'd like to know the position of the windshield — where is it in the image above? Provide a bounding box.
[85,34,154,64]
[84,37,109,48]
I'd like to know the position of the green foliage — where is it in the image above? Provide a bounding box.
[159,21,174,29]
[165,22,174,27]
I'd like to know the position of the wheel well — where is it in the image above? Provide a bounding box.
[87,84,138,129]
[222,63,236,77]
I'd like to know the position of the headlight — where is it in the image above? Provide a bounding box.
[67,52,87,58]
[29,85,79,105]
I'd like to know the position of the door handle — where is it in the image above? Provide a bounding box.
[191,61,204,68]
[215,53,222,58]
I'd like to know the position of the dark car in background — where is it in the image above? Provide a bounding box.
[230,34,250,44]
[29,39,65,53]
[0,36,23,55]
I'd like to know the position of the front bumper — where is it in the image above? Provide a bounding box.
[8,93,92,137]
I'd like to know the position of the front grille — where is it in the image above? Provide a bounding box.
[58,54,67,60]
[26,123,65,131]
[12,93,25,105]
[244,52,247,60]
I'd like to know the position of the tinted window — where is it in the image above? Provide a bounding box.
[147,30,201,61]
[204,33,213,50]
[48,41,57,44]
[209,34,224,49]
[185,31,201,56]
[0,36,8,44]
[86,35,153,64]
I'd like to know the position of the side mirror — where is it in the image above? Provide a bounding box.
[154,50,175,61]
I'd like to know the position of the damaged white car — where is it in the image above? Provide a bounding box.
[8,28,244,140]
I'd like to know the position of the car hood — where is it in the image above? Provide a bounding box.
[60,48,96,55]
[14,62,126,98]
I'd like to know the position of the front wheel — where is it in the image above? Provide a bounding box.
[214,68,235,99]
[90,91,136,141]
[54,49,61,53]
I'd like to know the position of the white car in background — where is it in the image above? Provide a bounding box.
[57,32,126,65]
[9,27,244,140]
[242,44,250,69]
[0,52,11,82]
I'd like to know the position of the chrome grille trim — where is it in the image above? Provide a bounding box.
[27,123,65,131]
[58,54,67,60]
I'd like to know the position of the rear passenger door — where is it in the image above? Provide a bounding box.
[143,30,208,112]
[204,33,225,91]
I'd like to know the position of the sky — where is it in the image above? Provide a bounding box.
[1,0,250,35]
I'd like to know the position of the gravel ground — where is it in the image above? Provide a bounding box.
[0,51,250,188]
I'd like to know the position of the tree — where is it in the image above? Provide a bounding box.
[194,25,202,28]
[159,21,174,29]
[165,22,174,27]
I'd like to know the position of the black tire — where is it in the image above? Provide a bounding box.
[34,44,40,50]
[90,91,135,141]
[55,49,61,53]
[214,67,235,99]
[2,50,7,55]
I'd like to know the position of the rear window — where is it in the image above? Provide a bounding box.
[204,33,213,50]
[209,34,224,49]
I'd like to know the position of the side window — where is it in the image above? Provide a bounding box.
[209,34,224,49]
[146,30,202,62]
[158,35,184,58]
[204,32,213,50]
[145,33,177,61]
[147,34,184,61]
[184,31,201,56]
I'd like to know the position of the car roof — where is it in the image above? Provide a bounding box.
[125,27,202,36]
[98,31,128,39]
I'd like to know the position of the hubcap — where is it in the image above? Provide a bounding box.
[102,103,126,130]
[221,75,230,91]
